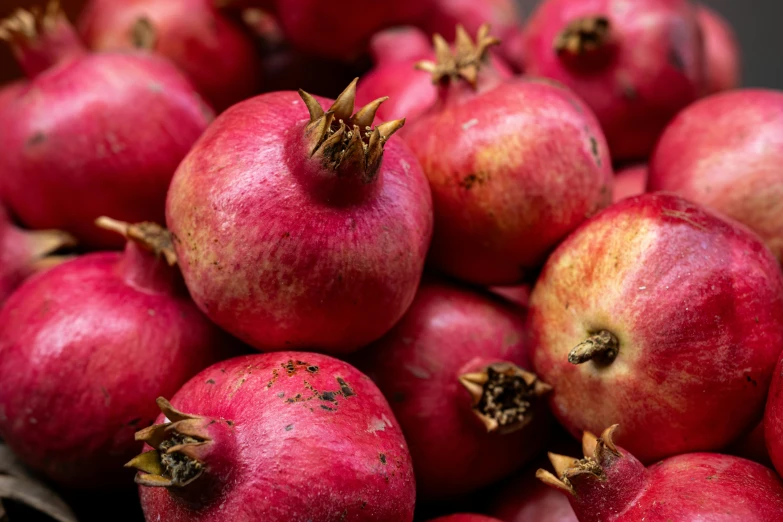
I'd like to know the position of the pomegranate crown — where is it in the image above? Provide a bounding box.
[299,79,405,183]
[416,24,500,87]
[0,0,63,44]
[459,362,551,434]
[536,424,622,495]
[95,217,178,266]
[554,16,612,57]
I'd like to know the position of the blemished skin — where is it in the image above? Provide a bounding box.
[698,5,741,95]
[539,427,783,522]
[522,0,703,161]
[649,89,783,261]
[612,164,647,203]
[166,87,433,354]
[529,193,783,463]
[0,7,213,249]
[354,280,551,500]
[406,72,613,286]
[78,0,261,112]
[0,235,228,488]
[134,353,416,522]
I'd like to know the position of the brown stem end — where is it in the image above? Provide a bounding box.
[0,0,63,45]
[568,330,619,365]
[95,217,178,266]
[416,24,500,87]
[554,16,612,57]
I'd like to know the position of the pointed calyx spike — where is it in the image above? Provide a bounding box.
[568,330,619,365]
[297,80,404,183]
[131,17,157,49]
[415,23,500,87]
[0,0,62,44]
[554,16,612,56]
[95,216,178,266]
[458,362,551,435]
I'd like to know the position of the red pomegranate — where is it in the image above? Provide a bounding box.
[166,80,433,354]
[0,218,229,488]
[129,353,416,521]
[649,89,783,260]
[529,193,783,463]
[405,26,612,286]
[766,354,783,478]
[0,2,213,249]
[522,0,704,161]
[538,425,783,521]
[354,279,551,499]
[698,5,740,95]
[78,0,262,112]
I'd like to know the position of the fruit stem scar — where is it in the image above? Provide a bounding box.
[568,330,619,365]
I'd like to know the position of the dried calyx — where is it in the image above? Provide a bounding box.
[569,330,619,365]
[95,217,178,266]
[0,0,62,45]
[416,24,500,87]
[300,78,405,183]
[459,362,552,434]
[126,398,214,487]
[536,424,622,495]
[554,16,612,57]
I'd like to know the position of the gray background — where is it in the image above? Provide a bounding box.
[518,0,783,89]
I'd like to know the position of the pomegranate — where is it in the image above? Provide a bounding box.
[0,2,213,249]
[489,467,577,522]
[166,80,432,353]
[649,89,783,260]
[698,5,740,95]
[522,0,704,161]
[353,279,551,500]
[0,204,75,305]
[78,0,261,112]
[406,26,612,286]
[612,164,647,203]
[489,284,531,308]
[369,26,432,64]
[426,516,501,522]
[128,352,415,521]
[766,354,783,478]
[529,193,783,462]
[537,425,783,521]
[0,218,229,488]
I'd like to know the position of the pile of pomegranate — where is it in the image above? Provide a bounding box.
[2,1,782,521]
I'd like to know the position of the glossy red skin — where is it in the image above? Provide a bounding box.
[78,0,261,112]
[369,26,432,64]
[138,352,415,522]
[427,516,502,522]
[0,243,227,488]
[0,53,213,249]
[0,206,56,304]
[353,280,549,500]
[612,164,647,203]
[490,470,577,522]
[166,90,433,353]
[523,0,704,161]
[406,76,613,285]
[649,89,783,261]
[529,193,783,462]
[699,5,740,95]
[551,446,783,522]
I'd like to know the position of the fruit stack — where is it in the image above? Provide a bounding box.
[0,0,780,521]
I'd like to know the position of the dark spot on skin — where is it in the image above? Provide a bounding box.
[220,369,226,373]
[285,424,294,431]
[320,404,335,411]
[282,232,290,239]
[286,393,303,403]
[588,136,602,166]
[568,97,584,114]
[321,391,337,402]
[306,365,319,374]
[379,454,386,465]
[26,132,46,147]
[361,501,367,509]
[127,418,141,426]
[668,48,685,72]
[206,379,216,385]
[746,375,758,386]
[706,475,716,480]
[267,368,279,388]
[226,420,234,426]
[392,392,406,403]
[755,317,760,323]
[277,392,285,398]
[459,172,489,190]
[618,77,638,101]
[337,377,355,397]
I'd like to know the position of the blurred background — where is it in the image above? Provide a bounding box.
[0,0,781,88]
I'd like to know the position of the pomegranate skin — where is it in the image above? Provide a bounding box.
[649,89,783,261]
[0,54,213,249]
[406,77,612,285]
[529,193,783,462]
[539,428,783,522]
[729,421,772,468]
[489,470,577,522]
[136,353,415,522]
[426,516,502,522]
[354,280,550,500]
[612,164,647,203]
[78,0,261,112]
[766,354,783,477]
[0,238,228,488]
[698,5,740,95]
[166,90,433,354]
[522,0,704,161]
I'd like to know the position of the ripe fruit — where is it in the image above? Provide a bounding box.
[354,279,551,499]
[538,425,783,521]
[649,89,783,260]
[766,356,783,478]
[406,26,612,285]
[529,193,783,462]
[166,80,433,353]
[0,2,213,248]
[489,466,578,522]
[79,0,261,111]
[128,352,415,521]
[523,0,704,161]
[0,219,228,488]
[612,164,647,203]
[698,5,740,95]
